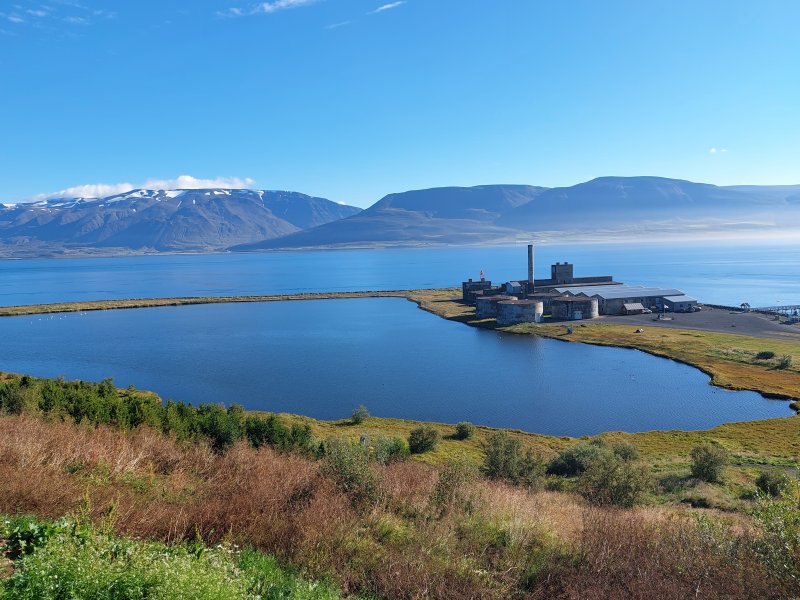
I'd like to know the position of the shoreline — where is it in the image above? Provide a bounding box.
[1,287,799,405]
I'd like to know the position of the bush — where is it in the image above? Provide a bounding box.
[408,426,440,454]
[578,453,652,507]
[690,442,729,483]
[351,405,369,425]
[321,438,377,502]
[777,355,793,370]
[547,440,609,476]
[371,435,409,465]
[752,479,800,585]
[755,350,776,360]
[612,440,640,462]
[483,430,544,487]
[431,459,478,511]
[756,470,791,497]
[453,421,475,440]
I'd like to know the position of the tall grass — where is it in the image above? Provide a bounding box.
[1,413,795,598]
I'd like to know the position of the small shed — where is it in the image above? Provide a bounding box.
[622,302,646,315]
[505,281,524,295]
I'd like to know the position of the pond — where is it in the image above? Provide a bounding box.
[0,298,789,436]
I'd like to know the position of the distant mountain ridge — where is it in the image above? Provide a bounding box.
[2,177,798,257]
[233,185,548,250]
[235,177,800,251]
[0,189,360,255]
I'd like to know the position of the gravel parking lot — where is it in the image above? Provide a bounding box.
[598,306,800,341]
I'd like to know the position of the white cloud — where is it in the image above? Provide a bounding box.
[325,20,350,29]
[7,14,24,23]
[370,1,405,14]
[31,175,257,201]
[709,148,728,155]
[709,148,717,154]
[220,0,317,17]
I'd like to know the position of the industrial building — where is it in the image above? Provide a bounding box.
[496,299,544,326]
[461,244,699,323]
[551,297,600,321]
[555,285,698,315]
[475,295,517,318]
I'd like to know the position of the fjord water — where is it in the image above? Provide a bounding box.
[0,298,789,436]
[1,241,798,308]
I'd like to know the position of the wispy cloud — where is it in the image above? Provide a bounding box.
[219,0,318,18]
[370,1,405,14]
[325,20,350,29]
[32,175,257,201]
[709,148,728,154]
[1,2,115,29]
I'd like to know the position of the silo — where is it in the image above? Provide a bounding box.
[475,294,517,318]
[527,291,563,312]
[496,299,544,326]
[551,297,599,321]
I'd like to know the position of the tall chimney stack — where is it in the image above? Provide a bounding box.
[527,244,534,292]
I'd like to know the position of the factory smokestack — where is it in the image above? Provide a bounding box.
[527,244,534,292]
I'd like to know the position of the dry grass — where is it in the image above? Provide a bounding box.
[1,413,791,599]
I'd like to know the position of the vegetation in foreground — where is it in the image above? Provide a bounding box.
[1,373,799,598]
[0,514,356,599]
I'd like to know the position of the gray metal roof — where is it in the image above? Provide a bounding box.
[663,295,697,303]
[555,284,687,300]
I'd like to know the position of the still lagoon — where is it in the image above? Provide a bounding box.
[0,297,790,436]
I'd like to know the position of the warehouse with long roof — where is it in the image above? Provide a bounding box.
[555,285,697,315]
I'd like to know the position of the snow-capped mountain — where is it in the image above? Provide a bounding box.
[0,189,360,255]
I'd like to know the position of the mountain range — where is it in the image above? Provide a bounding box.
[0,189,360,256]
[2,177,798,256]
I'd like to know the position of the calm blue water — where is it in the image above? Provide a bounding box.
[0,298,790,435]
[0,241,798,308]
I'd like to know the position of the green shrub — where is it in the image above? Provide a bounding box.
[755,350,776,360]
[351,405,369,425]
[431,459,478,511]
[777,355,793,370]
[408,426,440,454]
[453,421,475,440]
[321,438,377,502]
[578,453,653,507]
[612,440,640,462]
[483,430,544,487]
[756,470,791,497]
[371,435,409,465]
[690,442,729,483]
[197,404,244,452]
[752,479,800,585]
[546,440,609,476]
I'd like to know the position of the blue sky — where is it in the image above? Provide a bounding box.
[1,0,798,207]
